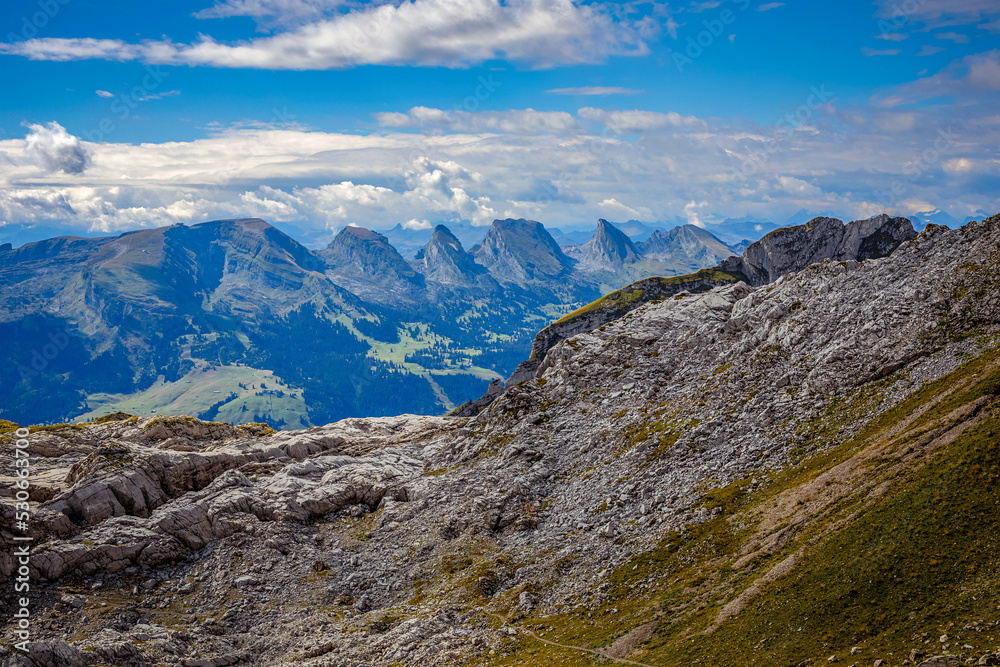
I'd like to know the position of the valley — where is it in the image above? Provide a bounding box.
[0,217,739,428]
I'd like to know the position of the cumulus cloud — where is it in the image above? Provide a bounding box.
[683,200,708,227]
[23,122,91,175]
[1,85,997,237]
[1,0,653,70]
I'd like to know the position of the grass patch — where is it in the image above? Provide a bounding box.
[478,343,1000,667]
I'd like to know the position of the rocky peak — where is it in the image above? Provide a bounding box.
[723,214,916,286]
[471,212,919,409]
[638,224,736,268]
[413,225,487,285]
[320,225,425,299]
[171,217,329,281]
[563,219,640,272]
[471,218,575,284]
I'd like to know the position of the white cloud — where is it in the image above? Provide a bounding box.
[757,3,784,11]
[578,107,706,133]
[1,100,997,239]
[95,90,114,98]
[194,0,353,28]
[403,218,432,230]
[136,89,182,102]
[917,45,946,56]
[547,86,642,96]
[374,107,581,134]
[598,197,651,220]
[877,49,1000,106]
[683,200,708,228]
[23,122,91,175]
[1,0,654,70]
[778,175,822,197]
[935,31,971,43]
[943,157,974,173]
[0,38,141,62]
[874,0,1000,27]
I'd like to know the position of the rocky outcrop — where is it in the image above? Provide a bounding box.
[720,213,916,286]
[485,213,917,402]
[638,223,736,271]
[470,218,575,285]
[320,226,427,303]
[563,219,641,273]
[505,268,747,385]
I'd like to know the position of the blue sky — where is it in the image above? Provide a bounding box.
[0,0,998,239]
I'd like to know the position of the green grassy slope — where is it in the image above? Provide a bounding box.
[469,342,1000,667]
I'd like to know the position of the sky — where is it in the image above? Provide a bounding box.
[0,0,998,241]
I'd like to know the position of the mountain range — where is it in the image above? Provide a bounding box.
[0,216,742,428]
[4,213,999,667]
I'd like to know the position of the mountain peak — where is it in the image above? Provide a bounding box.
[725,213,917,286]
[564,219,640,272]
[414,224,488,286]
[333,225,390,244]
[430,224,461,246]
[472,218,574,284]
[636,224,736,272]
[320,225,425,300]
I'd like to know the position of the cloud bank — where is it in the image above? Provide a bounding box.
[0,0,654,70]
[2,92,997,237]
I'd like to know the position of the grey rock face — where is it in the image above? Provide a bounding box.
[413,225,490,286]
[722,213,916,286]
[504,269,747,387]
[563,219,641,273]
[918,657,965,667]
[638,224,736,270]
[320,225,427,302]
[471,218,575,285]
[488,213,917,408]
